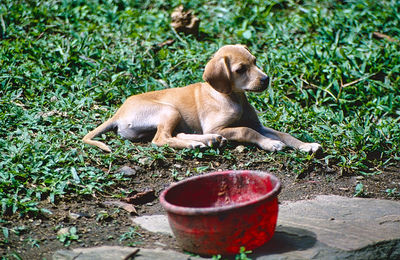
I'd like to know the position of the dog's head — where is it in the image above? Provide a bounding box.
[203,45,269,94]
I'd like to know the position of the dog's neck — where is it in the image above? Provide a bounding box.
[204,82,246,99]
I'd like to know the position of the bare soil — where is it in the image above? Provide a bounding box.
[2,146,399,259]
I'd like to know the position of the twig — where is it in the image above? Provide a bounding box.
[342,77,365,88]
[107,161,112,174]
[340,73,376,88]
[373,32,398,43]
[299,74,336,100]
[299,74,319,88]
[171,27,186,44]
[123,248,140,260]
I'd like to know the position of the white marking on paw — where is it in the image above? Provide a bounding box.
[299,143,322,153]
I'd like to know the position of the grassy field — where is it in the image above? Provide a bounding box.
[1,0,399,218]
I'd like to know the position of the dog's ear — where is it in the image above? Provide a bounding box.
[203,56,232,94]
[236,44,250,53]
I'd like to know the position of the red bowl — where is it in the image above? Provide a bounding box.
[159,170,281,255]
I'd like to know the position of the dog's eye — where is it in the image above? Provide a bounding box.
[236,66,247,74]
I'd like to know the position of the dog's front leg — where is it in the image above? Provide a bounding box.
[261,127,321,153]
[215,127,285,152]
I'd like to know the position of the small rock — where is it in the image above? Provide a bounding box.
[138,158,151,166]
[118,166,137,176]
[69,212,81,220]
[132,215,173,236]
[69,212,90,220]
[173,164,183,169]
[234,145,246,153]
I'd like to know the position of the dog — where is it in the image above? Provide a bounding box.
[83,44,321,153]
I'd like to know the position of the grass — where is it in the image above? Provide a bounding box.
[0,0,399,216]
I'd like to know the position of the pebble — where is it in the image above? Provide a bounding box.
[118,166,137,176]
[57,227,70,236]
[234,145,246,153]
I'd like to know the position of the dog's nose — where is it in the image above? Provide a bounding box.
[261,76,269,86]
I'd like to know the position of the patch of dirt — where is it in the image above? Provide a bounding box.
[2,147,399,259]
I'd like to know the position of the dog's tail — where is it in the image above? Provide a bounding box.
[82,117,117,153]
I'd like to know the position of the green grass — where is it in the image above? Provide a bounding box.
[1,0,399,216]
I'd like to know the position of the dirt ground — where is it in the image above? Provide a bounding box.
[2,146,400,259]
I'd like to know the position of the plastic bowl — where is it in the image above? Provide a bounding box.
[159,170,281,255]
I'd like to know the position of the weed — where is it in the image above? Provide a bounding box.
[212,246,253,260]
[386,188,400,198]
[96,210,114,222]
[26,237,41,248]
[235,247,253,260]
[1,227,9,245]
[354,183,366,197]
[57,226,79,247]
[119,227,142,247]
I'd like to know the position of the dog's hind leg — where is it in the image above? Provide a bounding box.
[151,107,206,149]
[176,133,227,147]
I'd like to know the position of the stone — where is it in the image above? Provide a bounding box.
[131,214,173,236]
[131,195,400,259]
[53,247,203,260]
[118,165,137,176]
[254,195,400,259]
[234,145,246,153]
[53,246,139,260]
[134,248,203,260]
[278,195,400,251]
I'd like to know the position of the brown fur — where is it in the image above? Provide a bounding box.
[83,45,321,153]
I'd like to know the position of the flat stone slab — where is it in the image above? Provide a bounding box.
[132,195,400,259]
[53,246,139,260]
[255,195,400,259]
[53,246,202,260]
[277,195,400,251]
[132,214,174,236]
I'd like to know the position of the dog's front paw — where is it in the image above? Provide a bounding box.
[299,143,322,153]
[260,140,286,152]
[207,134,227,147]
[188,141,207,149]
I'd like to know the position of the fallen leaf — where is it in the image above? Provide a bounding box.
[122,190,156,205]
[171,5,200,35]
[103,200,138,215]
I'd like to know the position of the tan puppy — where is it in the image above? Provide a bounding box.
[83,45,321,153]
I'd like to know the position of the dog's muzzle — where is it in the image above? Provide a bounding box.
[260,75,269,87]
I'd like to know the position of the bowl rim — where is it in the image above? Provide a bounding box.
[159,170,281,216]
